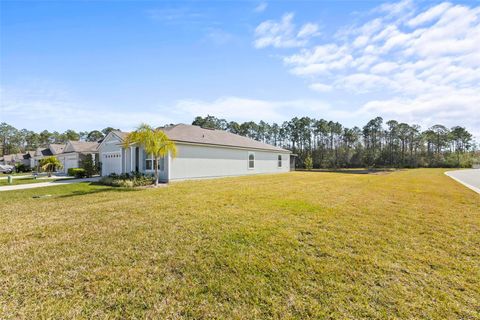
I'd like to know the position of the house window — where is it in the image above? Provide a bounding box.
[145,155,164,171]
[278,155,282,167]
[248,152,255,169]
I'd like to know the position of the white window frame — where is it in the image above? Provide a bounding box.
[248,152,255,170]
[145,154,164,171]
[278,154,282,168]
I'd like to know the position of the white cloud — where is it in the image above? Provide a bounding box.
[173,96,334,122]
[0,86,174,132]
[255,1,480,137]
[309,83,332,92]
[0,86,342,131]
[297,23,320,38]
[407,2,452,27]
[254,2,268,13]
[254,13,319,48]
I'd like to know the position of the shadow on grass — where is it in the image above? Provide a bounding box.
[295,168,399,175]
[58,182,140,198]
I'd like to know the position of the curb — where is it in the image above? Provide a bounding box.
[444,171,480,194]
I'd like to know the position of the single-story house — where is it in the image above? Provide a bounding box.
[98,124,292,182]
[56,141,99,173]
[0,151,35,167]
[33,144,66,169]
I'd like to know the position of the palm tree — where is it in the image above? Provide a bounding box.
[123,124,177,187]
[39,156,63,177]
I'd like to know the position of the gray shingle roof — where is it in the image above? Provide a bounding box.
[113,124,289,152]
[68,141,100,153]
[161,124,289,152]
[49,144,66,155]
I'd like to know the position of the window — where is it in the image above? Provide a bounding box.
[248,152,255,169]
[278,155,282,167]
[145,155,164,171]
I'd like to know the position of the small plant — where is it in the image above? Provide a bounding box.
[99,172,155,188]
[304,155,313,170]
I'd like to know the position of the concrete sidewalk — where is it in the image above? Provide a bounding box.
[445,169,480,194]
[0,177,101,192]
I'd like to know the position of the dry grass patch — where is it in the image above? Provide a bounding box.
[0,169,479,319]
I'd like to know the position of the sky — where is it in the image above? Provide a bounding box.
[1,0,479,138]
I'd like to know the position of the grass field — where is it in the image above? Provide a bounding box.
[0,177,63,186]
[0,169,478,319]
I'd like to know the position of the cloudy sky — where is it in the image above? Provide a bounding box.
[1,0,479,137]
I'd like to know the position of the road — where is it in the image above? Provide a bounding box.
[445,169,480,194]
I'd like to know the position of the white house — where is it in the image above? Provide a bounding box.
[56,141,99,173]
[98,124,292,182]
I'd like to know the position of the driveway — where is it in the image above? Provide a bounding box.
[445,169,480,194]
[0,177,101,192]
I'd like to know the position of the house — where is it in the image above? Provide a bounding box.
[0,151,35,168]
[98,124,292,182]
[33,144,66,170]
[56,141,100,173]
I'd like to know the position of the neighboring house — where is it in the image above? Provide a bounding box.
[33,144,66,169]
[98,124,292,182]
[0,151,35,168]
[56,141,99,173]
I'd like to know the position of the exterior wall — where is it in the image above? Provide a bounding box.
[98,135,291,181]
[99,133,123,176]
[168,143,290,181]
[57,153,79,173]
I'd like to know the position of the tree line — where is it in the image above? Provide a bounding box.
[0,123,118,156]
[192,115,478,168]
[1,116,478,168]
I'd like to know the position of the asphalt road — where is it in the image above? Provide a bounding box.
[445,169,480,194]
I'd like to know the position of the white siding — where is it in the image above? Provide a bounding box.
[99,133,124,176]
[169,143,290,181]
[57,154,79,174]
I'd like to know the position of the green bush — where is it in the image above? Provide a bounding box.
[98,172,154,188]
[304,155,313,170]
[15,163,30,173]
[81,154,97,177]
[68,168,86,178]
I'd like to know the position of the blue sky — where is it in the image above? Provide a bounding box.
[1,0,479,137]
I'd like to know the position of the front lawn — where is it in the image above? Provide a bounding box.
[0,177,65,186]
[0,169,478,319]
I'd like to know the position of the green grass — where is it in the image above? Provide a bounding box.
[0,172,33,177]
[0,169,478,319]
[0,177,63,186]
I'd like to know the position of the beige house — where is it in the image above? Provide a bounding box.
[56,141,99,173]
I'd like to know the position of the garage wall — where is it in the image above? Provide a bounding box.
[169,143,290,181]
[99,134,123,176]
[56,153,79,174]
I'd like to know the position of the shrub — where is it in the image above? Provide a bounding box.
[304,155,313,170]
[15,163,29,173]
[99,172,154,188]
[81,154,97,177]
[68,168,87,178]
